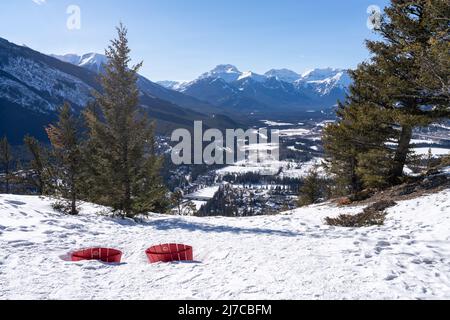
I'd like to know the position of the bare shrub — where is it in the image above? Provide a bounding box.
[326,200,396,227]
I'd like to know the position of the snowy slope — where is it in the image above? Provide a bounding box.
[1,190,449,300]
[51,53,108,74]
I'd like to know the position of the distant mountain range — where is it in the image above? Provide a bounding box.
[157,64,351,115]
[0,38,238,144]
[0,36,351,144]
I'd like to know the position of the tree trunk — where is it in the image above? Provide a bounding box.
[5,166,10,194]
[390,125,413,184]
[350,157,362,194]
[70,171,77,215]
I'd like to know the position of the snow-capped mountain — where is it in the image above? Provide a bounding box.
[156,80,187,91]
[0,38,104,143]
[0,38,238,144]
[264,69,301,83]
[51,53,228,117]
[295,68,352,96]
[238,71,267,83]
[51,53,108,74]
[159,65,351,113]
[199,64,242,83]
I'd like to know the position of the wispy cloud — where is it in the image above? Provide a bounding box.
[32,0,47,5]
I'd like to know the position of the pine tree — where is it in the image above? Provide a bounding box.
[84,24,168,217]
[365,0,449,183]
[323,101,396,193]
[46,102,84,215]
[23,135,51,195]
[0,136,13,193]
[323,0,449,192]
[298,166,324,206]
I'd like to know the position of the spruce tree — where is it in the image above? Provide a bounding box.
[0,136,13,193]
[323,0,449,192]
[23,135,51,195]
[323,101,395,193]
[298,166,324,206]
[46,102,83,215]
[84,24,168,217]
[365,0,449,183]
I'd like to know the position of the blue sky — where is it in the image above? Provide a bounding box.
[0,0,389,81]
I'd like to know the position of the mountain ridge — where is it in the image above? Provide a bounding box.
[158,64,351,114]
[0,38,239,144]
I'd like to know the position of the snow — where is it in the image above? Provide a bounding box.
[261,120,294,127]
[295,68,352,96]
[413,148,450,157]
[1,189,450,300]
[237,71,266,83]
[278,158,325,178]
[199,64,242,83]
[264,69,301,83]
[185,186,220,200]
[1,56,93,110]
[278,128,311,137]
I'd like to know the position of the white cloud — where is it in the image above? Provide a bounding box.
[32,0,47,5]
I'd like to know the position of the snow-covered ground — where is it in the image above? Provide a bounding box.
[1,189,449,300]
[413,147,450,157]
[185,186,220,200]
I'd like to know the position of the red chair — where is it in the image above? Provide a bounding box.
[71,248,122,263]
[146,244,193,263]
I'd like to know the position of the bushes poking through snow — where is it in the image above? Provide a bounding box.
[325,200,397,227]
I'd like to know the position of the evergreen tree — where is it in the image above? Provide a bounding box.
[298,166,324,206]
[323,102,396,193]
[365,0,449,183]
[84,24,168,217]
[0,136,13,193]
[23,135,51,195]
[46,102,84,215]
[324,0,449,192]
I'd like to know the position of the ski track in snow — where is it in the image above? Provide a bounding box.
[0,190,449,300]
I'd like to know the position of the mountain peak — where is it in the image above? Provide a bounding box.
[301,68,342,81]
[78,53,108,71]
[51,52,108,73]
[237,71,266,83]
[265,69,301,83]
[200,64,242,83]
[211,64,240,73]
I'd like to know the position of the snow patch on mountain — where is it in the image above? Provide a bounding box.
[1,56,94,111]
[167,64,351,101]
[237,71,266,83]
[295,68,351,96]
[156,80,187,91]
[52,53,108,74]
[265,69,301,83]
[199,64,242,83]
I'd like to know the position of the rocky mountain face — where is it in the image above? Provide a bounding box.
[158,65,352,115]
[0,38,238,144]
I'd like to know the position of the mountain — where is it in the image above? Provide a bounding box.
[51,53,226,116]
[159,65,351,115]
[156,80,186,91]
[264,69,301,83]
[0,38,239,144]
[51,53,108,74]
[295,68,352,96]
[199,64,242,83]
